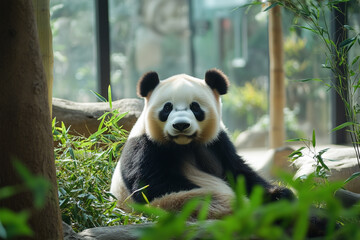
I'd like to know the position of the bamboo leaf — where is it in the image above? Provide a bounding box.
[68,147,75,160]
[288,147,305,158]
[316,155,330,171]
[286,138,309,142]
[141,192,150,205]
[108,85,112,110]
[98,116,106,131]
[296,25,319,35]
[263,2,280,12]
[325,38,336,48]
[297,78,323,83]
[339,36,356,48]
[89,127,107,140]
[344,25,354,31]
[344,171,360,184]
[90,90,107,103]
[318,148,330,156]
[351,56,360,66]
[331,122,355,132]
[312,129,316,148]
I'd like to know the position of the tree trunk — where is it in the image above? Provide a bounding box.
[269,5,285,149]
[0,1,63,239]
[32,0,53,117]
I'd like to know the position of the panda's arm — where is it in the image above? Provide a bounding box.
[120,135,199,203]
[208,131,294,201]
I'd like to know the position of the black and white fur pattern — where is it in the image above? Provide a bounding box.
[110,69,293,218]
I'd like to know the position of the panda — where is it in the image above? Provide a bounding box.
[110,69,294,218]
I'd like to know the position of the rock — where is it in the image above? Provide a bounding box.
[77,223,154,240]
[52,98,143,136]
[63,222,154,240]
[235,129,268,149]
[335,188,360,208]
[63,221,81,240]
[242,146,295,181]
[292,146,360,193]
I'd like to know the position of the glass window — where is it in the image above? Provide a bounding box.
[282,8,331,144]
[109,0,191,99]
[191,1,332,147]
[51,0,345,147]
[51,0,97,102]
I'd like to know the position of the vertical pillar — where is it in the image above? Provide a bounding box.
[95,0,110,99]
[268,5,285,148]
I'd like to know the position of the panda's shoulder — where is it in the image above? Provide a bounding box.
[121,134,152,162]
[211,129,233,146]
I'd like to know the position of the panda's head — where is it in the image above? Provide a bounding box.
[137,69,229,145]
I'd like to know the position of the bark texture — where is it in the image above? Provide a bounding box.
[32,0,53,116]
[0,1,63,239]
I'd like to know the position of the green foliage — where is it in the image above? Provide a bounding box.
[132,175,360,240]
[288,129,331,181]
[0,161,50,239]
[259,0,360,175]
[0,209,32,239]
[223,81,267,128]
[54,87,146,232]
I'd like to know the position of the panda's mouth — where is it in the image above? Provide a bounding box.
[168,132,197,145]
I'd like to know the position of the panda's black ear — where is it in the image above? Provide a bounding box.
[204,69,229,95]
[137,71,160,97]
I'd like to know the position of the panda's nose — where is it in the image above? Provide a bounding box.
[173,122,190,131]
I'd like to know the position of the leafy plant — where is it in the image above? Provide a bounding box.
[287,129,331,182]
[54,86,147,232]
[255,0,360,178]
[0,160,50,239]
[132,175,360,240]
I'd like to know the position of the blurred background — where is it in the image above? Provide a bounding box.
[50,0,360,148]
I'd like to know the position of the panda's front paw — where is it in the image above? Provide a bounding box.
[267,186,295,202]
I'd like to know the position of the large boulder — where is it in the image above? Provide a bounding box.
[52,98,143,136]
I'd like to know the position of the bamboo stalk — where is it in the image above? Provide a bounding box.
[32,0,53,117]
[269,5,285,148]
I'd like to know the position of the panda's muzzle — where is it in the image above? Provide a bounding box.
[165,111,198,144]
[168,120,197,142]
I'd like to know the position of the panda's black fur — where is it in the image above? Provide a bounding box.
[121,131,293,204]
[110,69,294,218]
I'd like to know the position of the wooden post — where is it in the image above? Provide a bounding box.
[0,1,63,239]
[269,5,285,148]
[32,0,53,117]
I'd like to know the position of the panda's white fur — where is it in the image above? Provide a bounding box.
[110,69,293,218]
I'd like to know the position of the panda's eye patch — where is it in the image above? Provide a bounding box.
[163,102,173,112]
[159,102,173,122]
[190,102,205,121]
